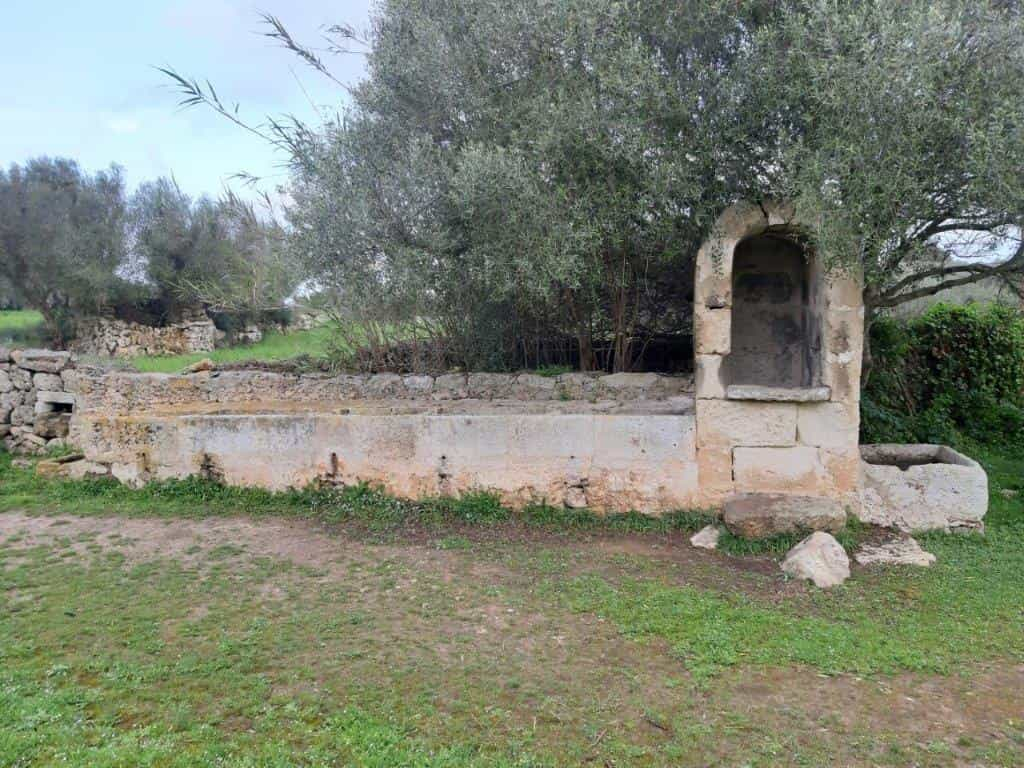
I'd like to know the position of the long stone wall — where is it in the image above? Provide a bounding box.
[69,317,217,358]
[0,348,77,454]
[64,367,699,512]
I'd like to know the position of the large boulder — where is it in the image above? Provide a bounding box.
[723,493,846,540]
[782,532,850,588]
[859,445,987,533]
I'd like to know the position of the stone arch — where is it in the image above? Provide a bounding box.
[692,201,864,508]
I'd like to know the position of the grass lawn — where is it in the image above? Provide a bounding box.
[1,446,1023,766]
[130,325,335,373]
[0,309,47,348]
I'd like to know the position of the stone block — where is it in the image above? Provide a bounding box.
[32,372,63,392]
[11,368,31,390]
[796,402,859,448]
[468,372,513,399]
[64,460,112,480]
[11,349,71,373]
[723,493,846,539]
[695,354,726,399]
[34,412,71,439]
[0,370,11,394]
[690,525,721,550]
[697,400,797,448]
[512,373,557,398]
[824,272,863,311]
[402,375,435,394]
[1,389,22,407]
[10,405,34,426]
[697,444,734,504]
[0,346,10,363]
[694,307,731,355]
[726,385,831,403]
[35,391,76,411]
[433,373,468,399]
[733,446,825,494]
[599,372,660,392]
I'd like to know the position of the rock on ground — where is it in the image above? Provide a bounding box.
[781,531,850,589]
[724,493,846,540]
[690,524,721,550]
[185,358,216,374]
[854,536,936,567]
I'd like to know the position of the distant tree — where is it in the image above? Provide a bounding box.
[126,178,233,320]
[0,157,126,345]
[166,0,1024,373]
[173,192,304,318]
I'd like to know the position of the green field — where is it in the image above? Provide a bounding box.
[0,309,47,348]
[0,444,1022,766]
[129,325,335,373]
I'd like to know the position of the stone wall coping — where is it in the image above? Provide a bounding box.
[74,366,696,409]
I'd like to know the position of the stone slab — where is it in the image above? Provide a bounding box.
[11,349,71,373]
[723,493,846,539]
[725,385,831,403]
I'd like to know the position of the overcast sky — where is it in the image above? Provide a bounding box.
[3,1,372,199]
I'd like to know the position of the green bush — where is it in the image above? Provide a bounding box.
[862,303,1024,447]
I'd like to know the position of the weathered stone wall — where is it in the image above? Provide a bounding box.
[0,348,77,454]
[693,201,864,510]
[69,317,217,358]
[65,368,699,512]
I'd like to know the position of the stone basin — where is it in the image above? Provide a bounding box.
[858,444,987,533]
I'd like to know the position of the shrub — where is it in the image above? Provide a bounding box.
[862,303,1024,447]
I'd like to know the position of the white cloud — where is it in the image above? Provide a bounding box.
[108,118,141,135]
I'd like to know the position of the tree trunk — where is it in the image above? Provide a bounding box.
[860,308,875,387]
[578,326,597,372]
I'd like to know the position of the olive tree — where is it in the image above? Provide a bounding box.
[166,0,1024,372]
[0,157,127,345]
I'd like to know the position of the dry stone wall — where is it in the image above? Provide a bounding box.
[69,317,217,358]
[0,348,77,454]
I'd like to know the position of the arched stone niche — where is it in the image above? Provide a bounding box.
[693,201,864,508]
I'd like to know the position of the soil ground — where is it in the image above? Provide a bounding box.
[2,508,1022,767]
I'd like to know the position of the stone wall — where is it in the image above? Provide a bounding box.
[69,317,217,358]
[0,348,77,454]
[65,368,698,512]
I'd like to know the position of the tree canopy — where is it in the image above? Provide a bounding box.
[170,0,1024,371]
[0,158,127,344]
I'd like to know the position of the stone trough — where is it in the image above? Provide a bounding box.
[859,444,988,533]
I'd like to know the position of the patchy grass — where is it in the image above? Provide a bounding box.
[1,447,1023,765]
[0,309,47,348]
[130,325,336,373]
